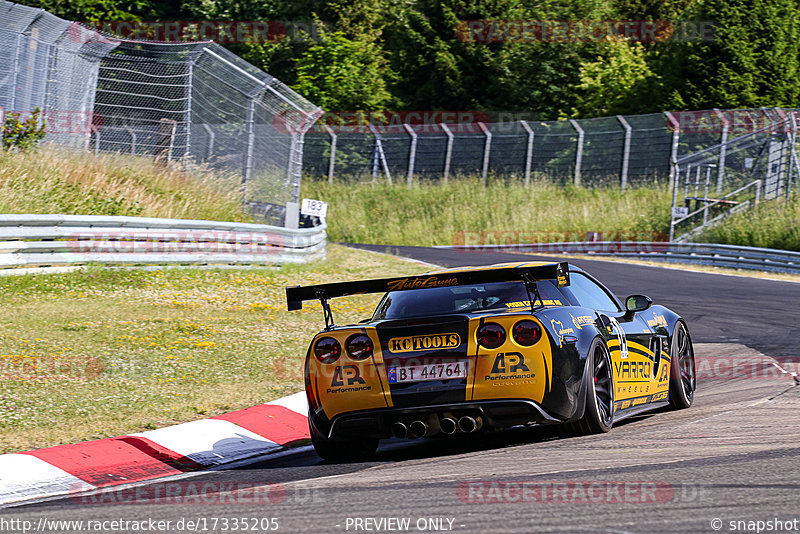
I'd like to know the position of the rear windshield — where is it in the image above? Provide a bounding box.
[372,281,567,320]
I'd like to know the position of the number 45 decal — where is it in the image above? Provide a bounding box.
[607,316,629,359]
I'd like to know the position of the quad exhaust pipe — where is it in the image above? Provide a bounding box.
[408,420,428,439]
[440,417,457,435]
[391,421,408,439]
[458,415,482,433]
[392,415,482,439]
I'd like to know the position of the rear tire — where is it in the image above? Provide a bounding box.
[310,424,378,462]
[669,321,696,409]
[570,338,614,435]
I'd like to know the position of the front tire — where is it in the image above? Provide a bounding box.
[571,338,614,435]
[669,321,696,409]
[310,423,378,462]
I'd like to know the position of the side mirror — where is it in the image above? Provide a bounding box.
[622,294,652,322]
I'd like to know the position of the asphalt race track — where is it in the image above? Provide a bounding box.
[3,247,800,534]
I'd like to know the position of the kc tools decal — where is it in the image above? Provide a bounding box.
[388,333,461,353]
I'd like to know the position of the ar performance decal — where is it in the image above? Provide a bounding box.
[388,333,461,353]
[328,365,371,394]
[485,352,535,382]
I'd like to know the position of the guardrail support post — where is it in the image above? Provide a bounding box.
[569,119,584,186]
[664,112,680,189]
[616,115,632,190]
[520,120,534,188]
[403,123,417,187]
[324,124,337,184]
[713,109,729,193]
[478,122,491,185]
[440,123,453,183]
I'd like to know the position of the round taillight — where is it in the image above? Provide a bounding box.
[314,337,341,364]
[346,334,374,361]
[512,320,542,346]
[477,323,506,349]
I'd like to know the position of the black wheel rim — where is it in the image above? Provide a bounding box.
[593,343,614,425]
[676,324,696,401]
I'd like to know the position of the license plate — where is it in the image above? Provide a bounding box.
[388,362,466,384]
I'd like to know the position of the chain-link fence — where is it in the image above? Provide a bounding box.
[669,109,800,241]
[304,108,799,188]
[0,0,321,226]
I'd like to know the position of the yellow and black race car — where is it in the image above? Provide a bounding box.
[286,262,696,461]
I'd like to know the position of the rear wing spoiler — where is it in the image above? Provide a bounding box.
[286,262,569,311]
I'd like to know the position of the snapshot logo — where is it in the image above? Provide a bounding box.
[274,110,492,134]
[66,230,285,254]
[456,20,714,43]
[0,354,103,381]
[69,21,323,44]
[457,480,674,504]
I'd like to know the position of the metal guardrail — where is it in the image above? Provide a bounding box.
[0,214,326,269]
[438,241,800,274]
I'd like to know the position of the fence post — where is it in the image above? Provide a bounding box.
[125,126,136,155]
[369,124,392,184]
[569,119,584,186]
[664,111,680,189]
[669,158,680,242]
[202,124,214,160]
[519,120,534,188]
[242,96,256,185]
[440,123,453,183]
[183,57,194,170]
[713,108,729,193]
[478,121,491,185]
[324,124,337,184]
[9,34,21,111]
[403,123,417,187]
[616,115,632,190]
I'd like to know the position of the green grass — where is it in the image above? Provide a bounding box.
[700,196,800,251]
[302,178,673,246]
[0,147,249,221]
[0,244,423,453]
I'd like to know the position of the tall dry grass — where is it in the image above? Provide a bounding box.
[0,147,249,221]
[303,178,673,246]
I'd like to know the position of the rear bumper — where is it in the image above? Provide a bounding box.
[318,399,564,440]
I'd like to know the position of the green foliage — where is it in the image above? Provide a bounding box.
[292,28,394,110]
[573,40,659,117]
[12,0,800,118]
[2,108,46,152]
